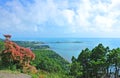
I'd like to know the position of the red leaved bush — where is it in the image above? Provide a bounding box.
[1,35,37,73]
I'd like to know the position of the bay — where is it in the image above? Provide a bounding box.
[14,38,120,62]
[38,38,120,62]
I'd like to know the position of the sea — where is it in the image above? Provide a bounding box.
[14,38,120,62]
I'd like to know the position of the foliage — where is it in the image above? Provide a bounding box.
[0,38,37,73]
[77,48,91,78]
[70,59,83,78]
[32,49,69,73]
[107,48,120,77]
[70,43,120,78]
[2,37,120,78]
[0,38,71,78]
[0,41,4,52]
[0,40,4,68]
[29,70,73,78]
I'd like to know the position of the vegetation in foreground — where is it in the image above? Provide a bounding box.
[30,49,71,78]
[0,38,71,78]
[1,37,120,78]
[70,44,120,78]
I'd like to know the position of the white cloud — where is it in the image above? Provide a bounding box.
[94,15,113,32]
[62,9,75,24]
[0,0,120,37]
[72,0,120,34]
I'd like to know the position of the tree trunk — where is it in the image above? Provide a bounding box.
[115,65,118,78]
[106,66,109,77]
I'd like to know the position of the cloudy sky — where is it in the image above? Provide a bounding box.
[0,0,120,39]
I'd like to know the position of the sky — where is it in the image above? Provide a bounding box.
[0,0,120,39]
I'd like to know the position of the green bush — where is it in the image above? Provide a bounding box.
[32,49,69,73]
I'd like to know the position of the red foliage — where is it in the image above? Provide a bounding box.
[3,40,35,61]
[2,35,37,73]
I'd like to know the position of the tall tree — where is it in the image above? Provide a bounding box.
[70,56,83,78]
[90,44,108,78]
[108,48,120,78]
[77,48,91,78]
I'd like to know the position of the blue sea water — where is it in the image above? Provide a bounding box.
[13,38,120,62]
[36,38,120,62]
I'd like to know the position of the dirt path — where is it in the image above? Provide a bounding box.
[0,71,31,78]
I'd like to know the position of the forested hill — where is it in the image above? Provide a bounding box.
[32,49,69,73]
[14,41,50,49]
[0,40,70,78]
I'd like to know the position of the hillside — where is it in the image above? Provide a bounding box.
[0,40,71,78]
[12,40,70,73]
[14,41,50,50]
[32,49,69,73]
[9,40,70,73]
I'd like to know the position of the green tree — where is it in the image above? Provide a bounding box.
[0,41,5,69]
[71,44,109,78]
[90,44,108,78]
[77,48,91,78]
[32,49,69,73]
[105,46,111,77]
[107,48,120,78]
[70,56,83,78]
[0,41,4,52]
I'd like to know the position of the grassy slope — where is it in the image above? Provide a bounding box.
[32,49,69,71]
[0,40,72,78]
[30,49,71,78]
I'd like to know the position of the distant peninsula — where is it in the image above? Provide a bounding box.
[14,41,50,50]
[48,41,83,43]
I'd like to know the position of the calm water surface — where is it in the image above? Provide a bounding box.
[13,38,120,62]
[38,38,120,62]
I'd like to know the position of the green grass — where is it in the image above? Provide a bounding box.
[0,69,20,74]
[29,70,73,78]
